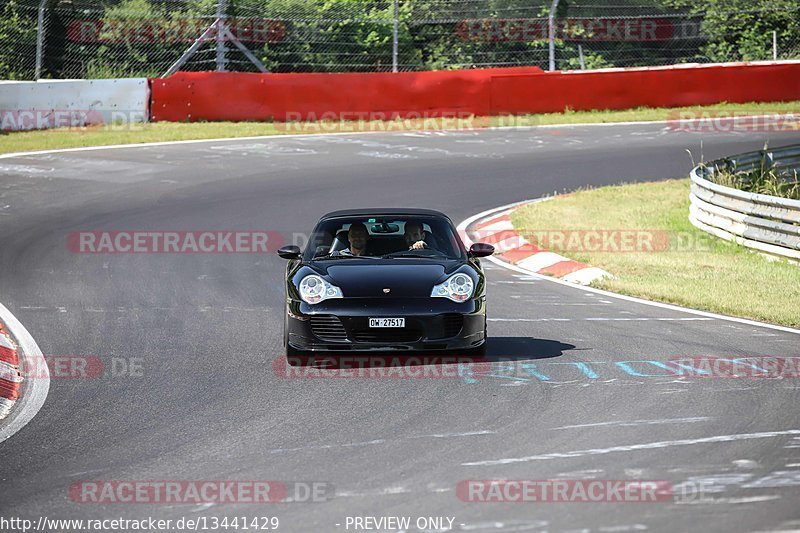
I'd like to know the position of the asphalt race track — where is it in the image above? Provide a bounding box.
[1,123,800,532]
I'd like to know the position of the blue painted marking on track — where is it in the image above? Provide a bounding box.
[456,359,735,384]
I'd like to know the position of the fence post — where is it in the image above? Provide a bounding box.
[216,0,229,72]
[548,0,560,71]
[392,0,399,72]
[773,30,778,60]
[34,0,48,79]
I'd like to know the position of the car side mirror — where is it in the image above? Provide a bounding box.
[469,243,495,258]
[277,245,302,260]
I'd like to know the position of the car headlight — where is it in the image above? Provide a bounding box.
[431,273,474,303]
[298,275,343,304]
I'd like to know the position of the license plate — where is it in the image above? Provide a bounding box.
[369,318,405,328]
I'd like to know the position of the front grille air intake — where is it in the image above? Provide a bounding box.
[309,315,348,341]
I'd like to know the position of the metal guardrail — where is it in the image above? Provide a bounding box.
[689,144,800,261]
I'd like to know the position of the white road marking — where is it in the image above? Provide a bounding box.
[596,525,648,532]
[0,164,53,174]
[462,429,800,466]
[488,318,572,322]
[357,151,417,159]
[551,417,710,430]
[268,430,495,454]
[498,302,611,306]
[555,469,604,479]
[336,486,411,497]
[488,317,712,322]
[680,495,781,505]
[586,317,712,321]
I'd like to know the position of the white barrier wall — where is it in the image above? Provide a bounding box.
[0,78,149,131]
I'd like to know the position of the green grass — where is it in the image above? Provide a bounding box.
[511,179,800,328]
[710,164,800,200]
[2,100,799,155]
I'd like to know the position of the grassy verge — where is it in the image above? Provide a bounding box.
[2,100,799,156]
[510,179,800,328]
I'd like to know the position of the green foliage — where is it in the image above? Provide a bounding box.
[665,0,800,62]
[0,0,38,80]
[1,0,798,79]
[712,164,800,200]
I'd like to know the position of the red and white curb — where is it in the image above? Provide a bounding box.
[0,323,22,420]
[0,303,49,442]
[464,199,612,285]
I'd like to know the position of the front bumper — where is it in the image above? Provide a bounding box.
[286,297,486,352]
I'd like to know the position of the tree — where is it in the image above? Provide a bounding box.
[666,0,800,62]
[0,0,39,79]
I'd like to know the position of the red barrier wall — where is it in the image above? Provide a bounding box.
[150,67,544,122]
[150,62,800,123]
[490,62,800,115]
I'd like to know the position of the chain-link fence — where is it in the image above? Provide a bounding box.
[3,0,799,80]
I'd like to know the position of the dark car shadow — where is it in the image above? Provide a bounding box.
[485,337,575,361]
[285,337,574,368]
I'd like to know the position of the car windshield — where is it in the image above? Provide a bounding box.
[303,215,465,261]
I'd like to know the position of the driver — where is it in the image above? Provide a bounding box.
[341,222,369,256]
[404,221,429,251]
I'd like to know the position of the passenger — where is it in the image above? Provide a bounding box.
[341,222,369,256]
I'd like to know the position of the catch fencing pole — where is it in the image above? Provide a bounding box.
[548,0,560,71]
[216,0,229,72]
[392,0,399,73]
[34,0,47,79]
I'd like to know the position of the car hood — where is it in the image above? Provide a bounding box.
[318,261,453,298]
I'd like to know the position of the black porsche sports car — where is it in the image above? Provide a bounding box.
[277,209,494,357]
